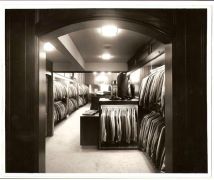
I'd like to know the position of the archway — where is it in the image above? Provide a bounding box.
[38,10,173,173]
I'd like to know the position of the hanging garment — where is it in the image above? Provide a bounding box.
[160,75,165,117]
[53,81,68,100]
[67,98,77,114]
[139,66,165,114]
[78,96,84,106]
[160,150,166,172]
[138,111,157,147]
[68,83,78,98]
[138,111,165,171]
[131,108,137,142]
[70,98,78,109]
[155,126,165,168]
[100,106,138,144]
[117,109,122,142]
[110,109,116,142]
[100,108,107,142]
[139,76,149,106]
[142,113,161,149]
[53,101,67,123]
[78,84,89,96]
[115,109,122,142]
[146,115,163,155]
[150,121,165,161]
[159,147,165,170]
[138,66,166,172]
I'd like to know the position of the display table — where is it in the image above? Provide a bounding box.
[80,113,99,146]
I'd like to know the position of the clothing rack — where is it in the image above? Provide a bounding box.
[138,64,166,172]
[48,73,89,137]
[98,98,139,150]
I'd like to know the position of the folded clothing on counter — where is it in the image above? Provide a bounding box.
[82,110,98,115]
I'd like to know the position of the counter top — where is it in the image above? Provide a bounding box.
[99,98,139,105]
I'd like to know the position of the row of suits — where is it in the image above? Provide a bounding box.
[100,106,138,144]
[68,83,78,98]
[139,66,165,115]
[53,81,89,124]
[138,111,165,171]
[53,81,67,101]
[138,66,166,172]
[54,81,89,100]
[67,98,78,115]
[53,101,67,123]
[78,96,87,107]
[78,84,89,96]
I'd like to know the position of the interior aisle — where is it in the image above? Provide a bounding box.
[46,104,156,173]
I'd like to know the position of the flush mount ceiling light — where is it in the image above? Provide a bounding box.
[99,25,118,37]
[101,53,113,60]
[44,42,55,52]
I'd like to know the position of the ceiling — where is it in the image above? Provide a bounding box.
[46,20,153,71]
[69,28,151,63]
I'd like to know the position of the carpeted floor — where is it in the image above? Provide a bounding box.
[46,104,156,173]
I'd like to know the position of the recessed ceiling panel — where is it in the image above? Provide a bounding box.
[69,27,151,63]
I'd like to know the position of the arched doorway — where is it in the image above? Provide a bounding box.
[39,11,173,173]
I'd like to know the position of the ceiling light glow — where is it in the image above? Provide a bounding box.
[101,53,113,60]
[44,42,55,52]
[101,25,118,37]
[95,74,108,84]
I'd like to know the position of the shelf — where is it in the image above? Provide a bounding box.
[99,143,138,150]
[53,73,75,83]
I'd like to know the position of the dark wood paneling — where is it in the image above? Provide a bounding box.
[172,10,188,172]
[46,60,53,74]
[165,44,173,173]
[80,115,99,146]
[171,9,207,173]
[38,41,46,172]
[128,40,165,71]
[46,61,54,137]
[185,10,207,173]
[5,10,45,172]
[37,9,174,43]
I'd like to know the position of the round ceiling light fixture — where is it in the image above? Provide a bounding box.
[101,53,113,60]
[44,42,55,52]
[100,25,118,37]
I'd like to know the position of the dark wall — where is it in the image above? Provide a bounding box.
[5,10,46,172]
[128,39,165,71]
[172,10,207,173]
[37,9,174,43]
